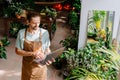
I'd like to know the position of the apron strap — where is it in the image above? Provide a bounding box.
[24,28,27,39]
[39,28,42,42]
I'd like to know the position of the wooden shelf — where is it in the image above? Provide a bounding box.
[35,0,65,5]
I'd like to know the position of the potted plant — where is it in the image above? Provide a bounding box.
[9,21,26,38]
[0,37,10,59]
[3,2,31,18]
[56,22,120,80]
[40,7,57,33]
[3,2,22,18]
[40,7,57,20]
[68,10,79,30]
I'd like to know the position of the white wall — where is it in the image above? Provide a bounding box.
[78,0,120,49]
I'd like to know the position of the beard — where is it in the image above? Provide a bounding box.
[32,26,39,30]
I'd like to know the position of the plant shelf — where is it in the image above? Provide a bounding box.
[35,0,65,5]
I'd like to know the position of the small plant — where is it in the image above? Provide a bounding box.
[60,30,79,50]
[0,37,10,59]
[9,21,26,38]
[60,35,78,50]
[68,10,79,30]
[3,2,32,18]
[65,67,102,80]
[3,2,24,17]
[51,23,56,33]
[40,7,57,19]
[87,10,106,38]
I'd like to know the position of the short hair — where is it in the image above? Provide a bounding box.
[27,11,41,22]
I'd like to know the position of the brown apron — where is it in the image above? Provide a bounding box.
[21,29,47,80]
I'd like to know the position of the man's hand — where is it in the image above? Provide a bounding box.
[33,50,45,60]
[45,58,55,65]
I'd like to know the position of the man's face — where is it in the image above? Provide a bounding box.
[29,16,40,30]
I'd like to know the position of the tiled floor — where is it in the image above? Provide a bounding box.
[0,11,71,80]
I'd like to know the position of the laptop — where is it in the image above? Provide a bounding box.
[34,47,65,65]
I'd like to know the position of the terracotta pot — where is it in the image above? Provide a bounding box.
[20,10,27,18]
[15,14,21,19]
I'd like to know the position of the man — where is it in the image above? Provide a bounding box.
[15,11,53,80]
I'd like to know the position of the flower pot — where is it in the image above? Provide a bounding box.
[15,14,21,19]
[20,10,27,18]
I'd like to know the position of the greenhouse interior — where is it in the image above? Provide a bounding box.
[0,0,120,80]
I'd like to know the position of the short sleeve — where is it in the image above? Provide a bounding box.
[45,31,50,48]
[42,29,51,51]
[15,30,25,50]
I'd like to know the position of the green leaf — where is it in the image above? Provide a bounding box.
[0,52,7,59]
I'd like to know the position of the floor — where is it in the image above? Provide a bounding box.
[0,11,72,80]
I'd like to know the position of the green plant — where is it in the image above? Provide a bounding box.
[3,2,23,17]
[60,35,78,50]
[87,10,106,39]
[40,7,57,33]
[65,67,102,80]
[68,11,79,30]
[58,25,120,79]
[63,41,120,80]
[0,37,10,59]
[3,2,32,17]
[9,21,26,38]
[14,2,24,15]
[60,30,79,50]
[40,7,57,19]
[98,47,120,71]
[12,0,34,7]
[72,0,81,12]
[63,48,78,69]
[54,30,78,70]
[51,23,56,33]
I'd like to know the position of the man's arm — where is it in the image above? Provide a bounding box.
[15,48,34,56]
[15,47,45,60]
